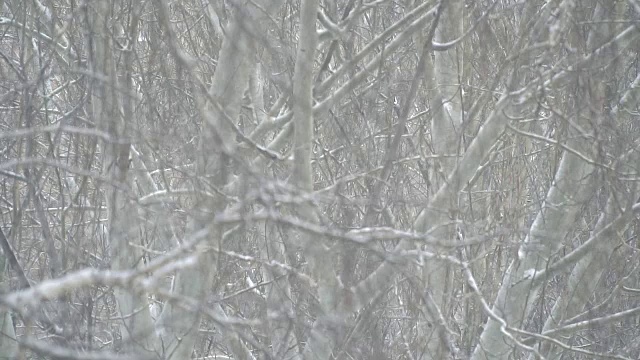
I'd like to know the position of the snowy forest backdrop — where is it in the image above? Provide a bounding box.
[1,0,640,359]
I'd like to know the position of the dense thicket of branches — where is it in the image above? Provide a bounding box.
[1,0,640,359]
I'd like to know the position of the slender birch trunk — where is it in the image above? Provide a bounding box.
[89,1,159,355]
[420,1,464,357]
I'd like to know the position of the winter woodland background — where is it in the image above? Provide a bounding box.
[1,0,640,359]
